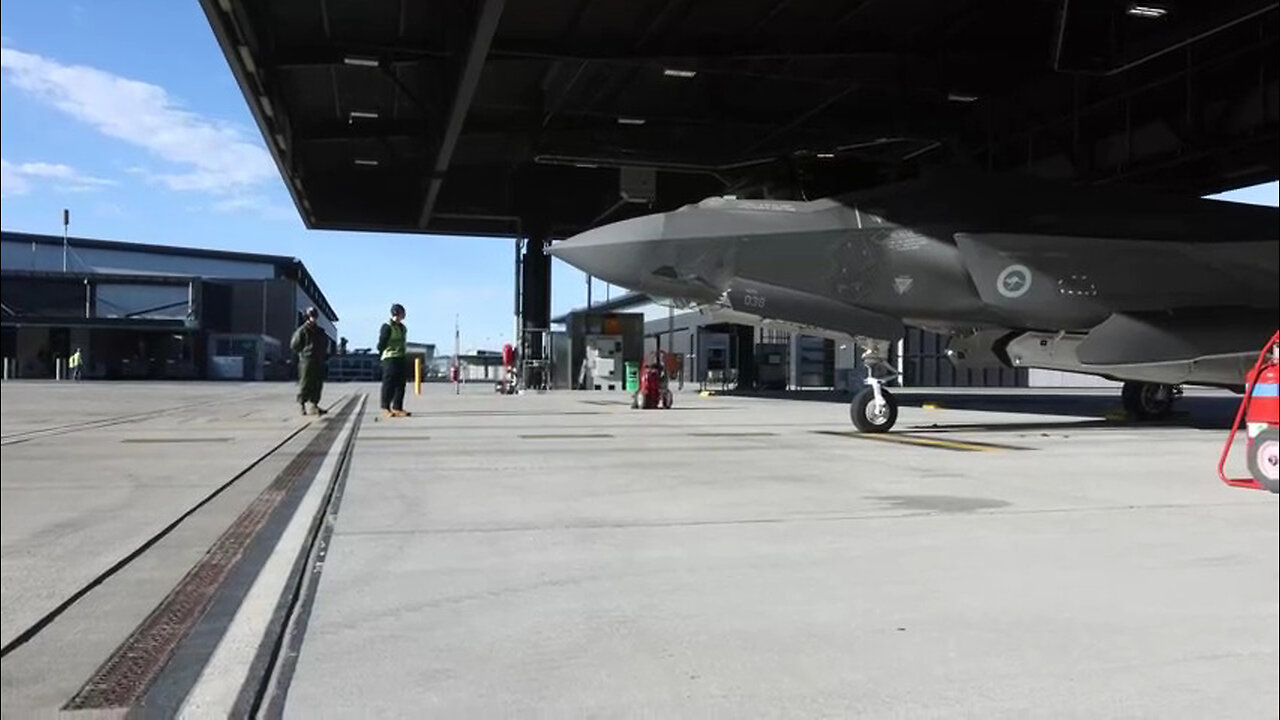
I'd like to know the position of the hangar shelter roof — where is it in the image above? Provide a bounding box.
[201,0,1279,239]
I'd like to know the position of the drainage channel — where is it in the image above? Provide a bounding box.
[252,392,368,718]
[47,394,363,716]
[0,400,320,661]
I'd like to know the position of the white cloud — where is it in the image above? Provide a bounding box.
[0,159,31,197]
[210,194,298,222]
[16,161,113,187]
[1,158,112,196]
[0,46,275,195]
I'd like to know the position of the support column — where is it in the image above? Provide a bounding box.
[788,333,800,390]
[734,324,756,391]
[520,231,552,388]
[513,237,522,341]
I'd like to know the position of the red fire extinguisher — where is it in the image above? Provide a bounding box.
[1219,330,1279,493]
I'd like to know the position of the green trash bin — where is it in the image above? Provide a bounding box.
[624,362,640,393]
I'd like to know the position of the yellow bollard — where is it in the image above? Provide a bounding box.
[414,357,422,396]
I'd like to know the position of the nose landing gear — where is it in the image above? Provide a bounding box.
[851,382,898,433]
[850,338,899,433]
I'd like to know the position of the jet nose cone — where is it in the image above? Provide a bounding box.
[547,213,667,288]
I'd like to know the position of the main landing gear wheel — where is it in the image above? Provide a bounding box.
[1248,428,1279,494]
[1121,381,1179,420]
[851,387,898,433]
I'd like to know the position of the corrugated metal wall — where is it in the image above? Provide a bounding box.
[640,314,1030,389]
[899,327,1028,387]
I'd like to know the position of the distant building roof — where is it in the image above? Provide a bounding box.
[1,230,339,322]
[550,291,651,324]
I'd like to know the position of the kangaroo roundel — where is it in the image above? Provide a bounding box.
[996,264,1032,299]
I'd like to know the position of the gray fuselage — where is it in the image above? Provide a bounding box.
[549,172,1278,387]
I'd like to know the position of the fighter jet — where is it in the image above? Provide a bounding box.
[548,170,1279,432]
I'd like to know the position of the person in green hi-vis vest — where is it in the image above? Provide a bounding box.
[290,306,329,416]
[377,303,412,418]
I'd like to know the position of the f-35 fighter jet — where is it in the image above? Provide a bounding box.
[548,170,1279,432]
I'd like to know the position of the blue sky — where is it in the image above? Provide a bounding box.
[2,1,1277,349]
[0,0,616,350]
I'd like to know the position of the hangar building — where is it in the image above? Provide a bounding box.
[0,231,338,381]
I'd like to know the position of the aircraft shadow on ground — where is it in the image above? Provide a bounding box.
[713,390,1242,431]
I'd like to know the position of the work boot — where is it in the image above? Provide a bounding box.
[300,402,309,416]
[382,408,394,418]
[313,403,328,416]
[391,409,412,417]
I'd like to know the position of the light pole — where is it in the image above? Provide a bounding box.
[62,208,70,272]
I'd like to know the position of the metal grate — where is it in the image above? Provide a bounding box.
[64,400,354,710]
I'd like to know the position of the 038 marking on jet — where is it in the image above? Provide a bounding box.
[996,264,1032,299]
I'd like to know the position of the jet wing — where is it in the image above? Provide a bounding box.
[955,232,1277,328]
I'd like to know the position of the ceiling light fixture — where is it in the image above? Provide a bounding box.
[353,158,379,166]
[947,92,979,102]
[816,152,835,159]
[237,45,256,74]
[617,117,646,125]
[1126,3,1168,18]
[902,141,943,161]
[343,55,380,68]
[349,110,379,121]
[663,68,697,78]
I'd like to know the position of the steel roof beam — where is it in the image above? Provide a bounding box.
[272,43,978,67]
[418,0,507,229]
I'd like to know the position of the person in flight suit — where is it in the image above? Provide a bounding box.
[290,306,329,416]
[377,303,412,418]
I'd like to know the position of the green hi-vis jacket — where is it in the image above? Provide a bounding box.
[378,321,407,360]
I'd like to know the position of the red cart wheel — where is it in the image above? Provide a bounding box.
[1248,428,1279,493]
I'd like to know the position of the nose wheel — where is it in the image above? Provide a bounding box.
[851,385,898,433]
[849,337,900,433]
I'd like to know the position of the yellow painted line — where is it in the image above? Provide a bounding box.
[860,434,996,452]
[815,430,1028,452]
[922,403,941,410]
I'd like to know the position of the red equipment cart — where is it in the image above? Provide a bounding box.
[634,352,674,410]
[1218,330,1279,493]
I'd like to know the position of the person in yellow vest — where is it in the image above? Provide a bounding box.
[377,303,412,417]
[69,347,83,381]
